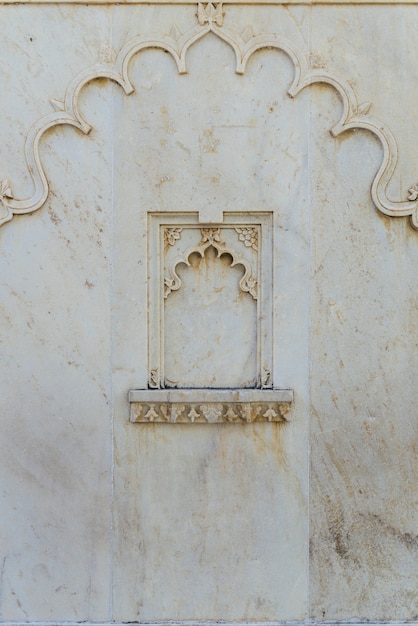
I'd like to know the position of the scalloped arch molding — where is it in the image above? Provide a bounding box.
[1,1,417,231]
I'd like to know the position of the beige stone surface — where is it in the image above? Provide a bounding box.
[0,3,417,623]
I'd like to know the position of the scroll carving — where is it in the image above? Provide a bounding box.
[0,3,417,230]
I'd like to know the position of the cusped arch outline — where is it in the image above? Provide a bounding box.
[164,232,258,301]
[0,2,417,230]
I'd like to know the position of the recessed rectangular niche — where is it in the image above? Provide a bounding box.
[129,212,293,424]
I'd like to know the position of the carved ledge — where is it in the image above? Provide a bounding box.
[129,389,293,424]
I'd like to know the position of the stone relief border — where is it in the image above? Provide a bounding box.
[128,389,293,423]
[130,401,291,423]
[0,1,417,230]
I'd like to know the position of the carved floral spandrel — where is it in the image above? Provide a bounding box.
[130,401,290,423]
[163,226,258,300]
[235,227,258,251]
[164,227,183,248]
[0,3,417,230]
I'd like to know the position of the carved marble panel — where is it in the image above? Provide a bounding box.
[146,212,273,391]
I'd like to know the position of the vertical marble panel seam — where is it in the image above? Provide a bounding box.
[109,5,116,621]
[307,4,313,620]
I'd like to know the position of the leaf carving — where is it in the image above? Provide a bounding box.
[50,99,65,112]
[357,102,372,115]
[144,405,159,421]
[408,184,418,201]
[0,180,13,200]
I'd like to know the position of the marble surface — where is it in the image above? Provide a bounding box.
[308,8,418,620]
[111,15,310,618]
[0,3,417,623]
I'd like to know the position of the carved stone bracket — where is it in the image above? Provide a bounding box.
[0,3,417,230]
[129,389,293,423]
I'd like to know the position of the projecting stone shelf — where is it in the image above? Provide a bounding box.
[128,389,293,424]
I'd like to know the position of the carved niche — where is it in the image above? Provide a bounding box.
[129,212,293,424]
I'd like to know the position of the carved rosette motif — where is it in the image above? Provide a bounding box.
[0,2,417,230]
[235,227,258,251]
[163,226,259,300]
[130,401,290,423]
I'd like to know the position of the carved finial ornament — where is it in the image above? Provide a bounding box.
[197,2,224,27]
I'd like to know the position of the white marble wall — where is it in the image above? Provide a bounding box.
[309,9,418,619]
[0,3,417,623]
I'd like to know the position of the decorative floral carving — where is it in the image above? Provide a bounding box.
[164,227,182,247]
[188,407,200,422]
[200,227,223,245]
[0,180,13,202]
[262,368,271,388]
[356,102,372,116]
[235,227,258,251]
[197,2,224,27]
[408,184,418,201]
[170,404,185,422]
[225,407,239,421]
[241,275,258,300]
[263,407,278,422]
[144,405,159,421]
[160,404,169,421]
[149,369,160,389]
[164,276,176,299]
[0,180,13,224]
[241,405,252,423]
[200,403,223,423]
[130,401,290,423]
